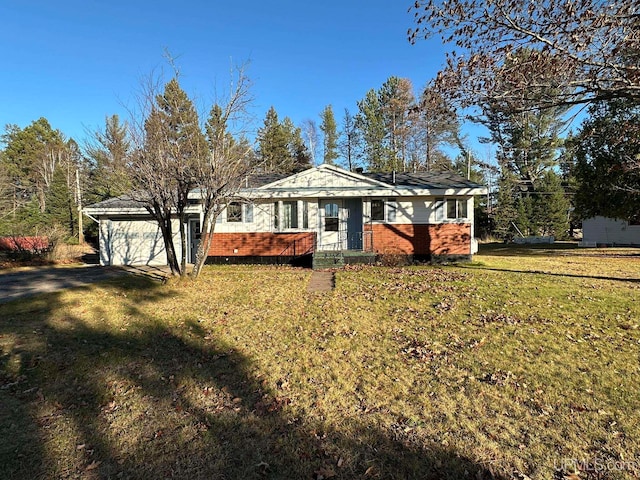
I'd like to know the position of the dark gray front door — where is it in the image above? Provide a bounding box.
[189,219,201,264]
[345,198,363,250]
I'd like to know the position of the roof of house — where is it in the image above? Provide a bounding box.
[361,171,481,189]
[85,165,485,212]
[85,195,148,211]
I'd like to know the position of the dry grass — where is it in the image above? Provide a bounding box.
[1,246,639,479]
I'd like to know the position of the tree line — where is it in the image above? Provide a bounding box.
[0,72,471,245]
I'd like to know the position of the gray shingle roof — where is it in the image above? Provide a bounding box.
[361,171,483,189]
[85,195,147,210]
[85,169,483,211]
[245,173,289,188]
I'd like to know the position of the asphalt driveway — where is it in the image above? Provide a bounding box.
[0,265,132,304]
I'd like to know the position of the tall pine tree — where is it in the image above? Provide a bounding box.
[320,105,338,165]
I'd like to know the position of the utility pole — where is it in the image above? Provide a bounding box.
[76,168,84,245]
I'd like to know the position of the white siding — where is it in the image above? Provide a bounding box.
[582,216,640,246]
[363,197,474,225]
[266,168,379,190]
[214,200,320,233]
[99,218,182,266]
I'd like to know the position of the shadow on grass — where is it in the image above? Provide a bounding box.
[463,264,640,284]
[1,276,506,480]
[478,241,640,258]
[477,242,582,257]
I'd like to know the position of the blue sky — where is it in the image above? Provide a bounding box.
[1,0,490,158]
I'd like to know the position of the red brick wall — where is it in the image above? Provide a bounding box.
[368,223,471,256]
[206,232,316,256]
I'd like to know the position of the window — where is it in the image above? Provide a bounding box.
[302,201,309,229]
[438,198,468,220]
[282,201,298,229]
[274,201,308,230]
[371,199,385,221]
[457,199,468,219]
[244,203,254,223]
[371,199,397,222]
[226,202,254,223]
[324,203,339,231]
[227,202,242,222]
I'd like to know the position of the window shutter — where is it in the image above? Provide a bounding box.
[386,200,397,223]
[244,203,254,223]
[216,208,224,223]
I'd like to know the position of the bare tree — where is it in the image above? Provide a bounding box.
[409,0,640,111]
[300,119,319,166]
[128,73,206,276]
[191,65,257,278]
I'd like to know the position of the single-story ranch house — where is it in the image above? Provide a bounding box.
[83,164,487,267]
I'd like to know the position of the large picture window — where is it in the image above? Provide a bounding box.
[274,200,308,231]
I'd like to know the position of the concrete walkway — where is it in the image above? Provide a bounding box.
[307,271,335,292]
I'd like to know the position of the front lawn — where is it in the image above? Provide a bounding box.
[1,246,639,479]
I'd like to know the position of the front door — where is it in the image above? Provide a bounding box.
[319,199,344,250]
[189,219,201,264]
[345,198,363,250]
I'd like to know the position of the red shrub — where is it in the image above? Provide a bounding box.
[0,236,50,253]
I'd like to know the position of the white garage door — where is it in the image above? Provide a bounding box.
[100,219,181,266]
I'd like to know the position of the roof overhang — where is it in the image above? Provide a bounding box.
[243,186,487,199]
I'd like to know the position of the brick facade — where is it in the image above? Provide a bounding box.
[366,223,471,256]
[206,232,316,257]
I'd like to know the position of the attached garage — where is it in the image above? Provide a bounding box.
[84,197,185,266]
[99,218,179,266]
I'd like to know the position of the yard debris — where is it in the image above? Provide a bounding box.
[314,466,336,479]
[85,460,101,471]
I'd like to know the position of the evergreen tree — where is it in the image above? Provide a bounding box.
[45,165,75,237]
[132,77,207,275]
[282,117,311,172]
[0,118,65,215]
[533,170,570,238]
[378,76,415,170]
[493,166,520,239]
[320,105,338,165]
[86,115,132,202]
[256,107,291,173]
[571,99,640,221]
[356,77,427,172]
[338,108,362,171]
[415,86,461,172]
[256,108,311,173]
[356,89,386,171]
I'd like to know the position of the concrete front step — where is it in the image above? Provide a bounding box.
[312,251,376,269]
